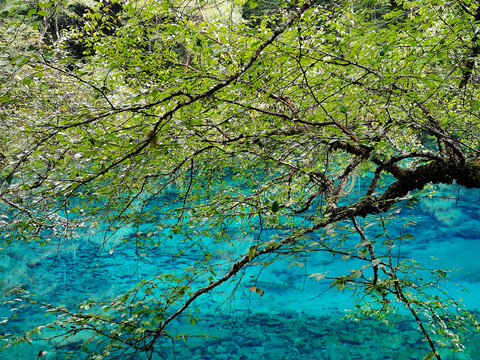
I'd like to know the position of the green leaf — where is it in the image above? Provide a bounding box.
[5,173,13,185]
[309,272,326,281]
[371,258,382,266]
[271,200,280,213]
[0,94,11,103]
[248,245,257,261]
[472,100,480,111]
[422,352,436,360]
[354,239,371,248]
[14,56,29,66]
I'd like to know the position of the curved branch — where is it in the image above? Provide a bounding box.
[335,157,480,219]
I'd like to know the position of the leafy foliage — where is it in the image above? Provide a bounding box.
[1,0,480,359]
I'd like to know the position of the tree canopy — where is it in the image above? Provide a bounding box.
[2,0,480,359]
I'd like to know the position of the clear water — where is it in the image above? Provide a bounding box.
[1,183,480,359]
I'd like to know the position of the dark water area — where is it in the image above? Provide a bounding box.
[1,183,480,359]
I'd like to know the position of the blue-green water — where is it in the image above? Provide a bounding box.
[1,184,480,359]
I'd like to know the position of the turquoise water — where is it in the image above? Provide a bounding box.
[1,183,480,359]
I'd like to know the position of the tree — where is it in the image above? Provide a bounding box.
[1,0,480,359]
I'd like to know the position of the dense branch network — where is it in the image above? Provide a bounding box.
[2,0,480,359]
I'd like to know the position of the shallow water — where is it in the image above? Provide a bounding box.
[1,183,480,359]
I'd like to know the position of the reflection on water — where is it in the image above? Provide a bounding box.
[1,184,480,359]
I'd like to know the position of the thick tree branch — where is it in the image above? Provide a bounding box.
[333,158,480,219]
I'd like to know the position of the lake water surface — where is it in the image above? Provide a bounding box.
[1,183,480,359]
